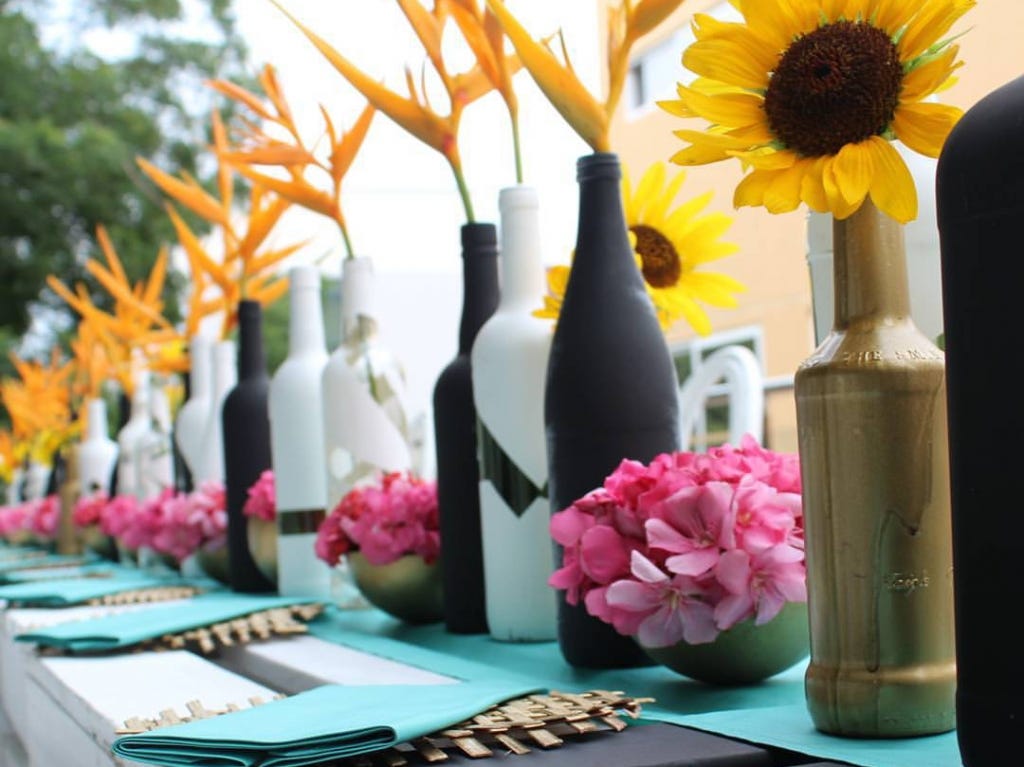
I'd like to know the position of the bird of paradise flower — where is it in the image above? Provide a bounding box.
[136,110,305,339]
[270,0,525,221]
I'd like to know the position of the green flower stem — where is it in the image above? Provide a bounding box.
[512,116,524,185]
[339,221,356,261]
[451,163,475,224]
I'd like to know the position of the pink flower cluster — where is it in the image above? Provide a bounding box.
[315,471,440,567]
[75,482,228,564]
[242,470,275,522]
[549,435,805,649]
[0,496,61,542]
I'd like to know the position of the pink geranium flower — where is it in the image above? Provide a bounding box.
[548,435,805,647]
[315,471,440,567]
[242,470,275,522]
[25,495,60,540]
[73,491,109,528]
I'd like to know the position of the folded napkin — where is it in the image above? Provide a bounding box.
[15,592,321,651]
[0,573,199,607]
[1,562,125,583]
[0,552,95,576]
[111,680,542,767]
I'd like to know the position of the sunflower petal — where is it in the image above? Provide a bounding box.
[892,101,962,158]
[901,45,961,102]
[734,168,775,208]
[672,85,766,129]
[866,136,918,223]
[762,162,805,214]
[899,0,976,61]
[833,140,875,206]
[822,157,864,219]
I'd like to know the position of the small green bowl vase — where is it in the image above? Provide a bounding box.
[348,551,443,625]
[643,601,810,685]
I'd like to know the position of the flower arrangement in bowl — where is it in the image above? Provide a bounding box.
[73,491,118,559]
[242,469,277,585]
[92,484,228,577]
[549,435,809,684]
[315,471,442,624]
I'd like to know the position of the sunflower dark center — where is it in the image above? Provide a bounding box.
[631,224,681,288]
[763,21,902,157]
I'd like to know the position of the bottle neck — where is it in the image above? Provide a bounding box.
[572,153,640,287]
[458,222,500,354]
[340,257,376,345]
[498,186,545,309]
[236,300,267,380]
[86,399,108,441]
[212,340,237,398]
[289,274,327,357]
[188,337,212,399]
[833,198,911,328]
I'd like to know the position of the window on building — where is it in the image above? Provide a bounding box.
[624,1,742,115]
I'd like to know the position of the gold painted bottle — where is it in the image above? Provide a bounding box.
[795,198,955,737]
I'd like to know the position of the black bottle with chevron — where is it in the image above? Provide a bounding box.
[471,185,558,642]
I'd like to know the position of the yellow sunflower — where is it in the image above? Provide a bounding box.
[534,162,745,336]
[662,0,974,224]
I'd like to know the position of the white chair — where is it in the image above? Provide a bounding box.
[678,344,765,451]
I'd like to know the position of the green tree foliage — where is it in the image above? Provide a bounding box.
[0,0,250,373]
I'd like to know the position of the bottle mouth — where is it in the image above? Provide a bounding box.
[577,152,621,183]
[499,185,538,212]
[461,222,497,250]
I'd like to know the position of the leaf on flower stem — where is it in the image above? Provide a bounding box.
[630,0,687,39]
[236,191,292,263]
[271,0,453,158]
[222,145,318,167]
[324,101,376,186]
[485,0,609,151]
[136,157,232,229]
[206,79,277,124]
[232,163,337,221]
[244,241,308,279]
[396,0,449,87]
[249,276,291,307]
[257,64,296,130]
[141,245,168,308]
[83,262,171,332]
[164,205,237,304]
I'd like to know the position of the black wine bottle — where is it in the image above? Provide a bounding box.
[433,223,500,634]
[936,73,1024,767]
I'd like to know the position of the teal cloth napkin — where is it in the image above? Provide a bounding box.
[1,562,126,583]
[14,592,321,651]
[0,552,95,577]
[111,680,542,767]
[0,573,200,606]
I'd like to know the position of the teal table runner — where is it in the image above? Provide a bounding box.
[308,607,962,767]
[15,592,321,651]
[111,680,542,767]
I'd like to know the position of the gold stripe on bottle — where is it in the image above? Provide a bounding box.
[277,508,326,536]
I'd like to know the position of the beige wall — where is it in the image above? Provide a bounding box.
[605,0,1024,452]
